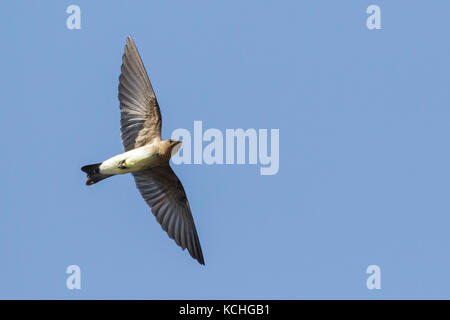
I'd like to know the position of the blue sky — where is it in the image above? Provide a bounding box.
[1,1,450,299]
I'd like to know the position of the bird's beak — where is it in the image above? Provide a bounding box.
[171,141,182,156]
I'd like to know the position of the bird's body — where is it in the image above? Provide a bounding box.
[99,140,175,175]
[81,36,204,265]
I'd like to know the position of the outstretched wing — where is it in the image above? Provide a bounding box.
[132,166,205,265]
[119,36,162,152]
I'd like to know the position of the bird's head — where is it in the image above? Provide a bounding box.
[167,139,182,157]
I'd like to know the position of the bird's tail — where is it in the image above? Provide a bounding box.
[81,163,112,186]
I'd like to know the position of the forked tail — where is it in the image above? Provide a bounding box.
[81,163,112,186]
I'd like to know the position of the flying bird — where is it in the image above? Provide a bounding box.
[81,36,205,265]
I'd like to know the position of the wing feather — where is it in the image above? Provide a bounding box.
[119,36,162,151]
[132,167,205,265]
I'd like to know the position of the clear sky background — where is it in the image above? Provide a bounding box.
[1,1,449,299]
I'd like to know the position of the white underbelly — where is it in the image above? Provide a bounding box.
[99,145,159,175]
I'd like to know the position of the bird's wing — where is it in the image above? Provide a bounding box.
[132,166,205,265]
[119,36,162,152]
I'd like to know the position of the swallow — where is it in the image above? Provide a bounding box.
[81,36,205,265]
